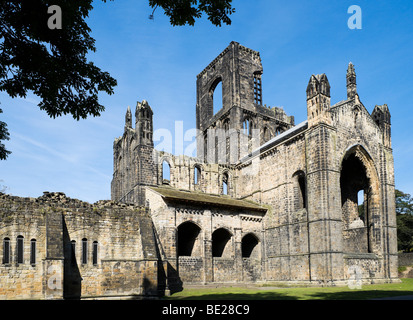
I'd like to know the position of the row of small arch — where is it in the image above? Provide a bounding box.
[203,118,284,141]
[161,160,231,194]
[70,239,99,266]
[177,221,260,259]
[2,236,99,266]
[2,236,36,265]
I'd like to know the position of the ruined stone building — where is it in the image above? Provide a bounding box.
[0,42,398,299]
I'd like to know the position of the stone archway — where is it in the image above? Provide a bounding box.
[340,145,381,254]
[241,233,260,259]
[177,221,202,257]
[176,221,203,283]
[212,228,233,258]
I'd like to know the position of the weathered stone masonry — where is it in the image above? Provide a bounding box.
[1,42,399,299]
[110,42,398,289]
[0,192,158,299]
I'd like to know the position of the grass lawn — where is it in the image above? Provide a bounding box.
[165,278,413,300]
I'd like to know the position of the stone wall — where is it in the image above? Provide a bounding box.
[232,80,398,284]
[178,257,203,283]
[145,187,265,287]
[0,192,159,299]
[0,193,50,299]
[398,253,413,278]
[399,253,413,266]
[101,43,399,288]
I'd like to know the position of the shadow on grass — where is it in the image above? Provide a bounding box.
[167,289,413,300]
[306,290,413,300]
[166,291,298,300]
[166,280,413,300]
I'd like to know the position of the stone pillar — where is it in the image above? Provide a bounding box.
[305,124,344,283]
[204,238,213,283]
[379,147,399,280]
[234,228,243,282]
[164,226,180,292]
[43,259,64,299]
[44,211,64,299]
[204,210,213,283]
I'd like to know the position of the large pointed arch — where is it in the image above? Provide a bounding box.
[339,144,381,254]
[210,76,223,115]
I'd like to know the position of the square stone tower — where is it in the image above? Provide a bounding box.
[196,41,294,164]
[111,100,156,205]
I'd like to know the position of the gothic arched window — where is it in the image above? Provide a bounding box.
[211,77,223,114]
[222,172,229,195]
[194,165,201,185]
[162,160,171,183]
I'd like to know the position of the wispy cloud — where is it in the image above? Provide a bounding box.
[11,131,111,180]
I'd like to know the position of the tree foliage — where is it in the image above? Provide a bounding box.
[0,0,235,160]
[396,189,413,252]
[0,108,10,160]
[0,1,119,118]
[0,0,118,159]
[149,0,235,26]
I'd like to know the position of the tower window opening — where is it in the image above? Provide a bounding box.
[162,160,171,183]
[243,119,251,136]
[254,73,262,105]
[223,180,228,195]
[222,172,229,195]
[212,79,223,114]
[194,166,201,185]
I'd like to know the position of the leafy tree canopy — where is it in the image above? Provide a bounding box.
[0,0,235,160]
[396,189,413,215]
[149,0,235,26]
[396,189,413,252]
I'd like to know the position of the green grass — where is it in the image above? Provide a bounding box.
[165,278,413,300]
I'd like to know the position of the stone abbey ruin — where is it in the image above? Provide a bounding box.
[0,42,398,299]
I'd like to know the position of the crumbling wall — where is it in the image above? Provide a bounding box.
[0,192,158,300]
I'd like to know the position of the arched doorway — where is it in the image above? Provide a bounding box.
[176,221,203,283]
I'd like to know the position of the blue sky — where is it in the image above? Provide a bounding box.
[1,0,413,203]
